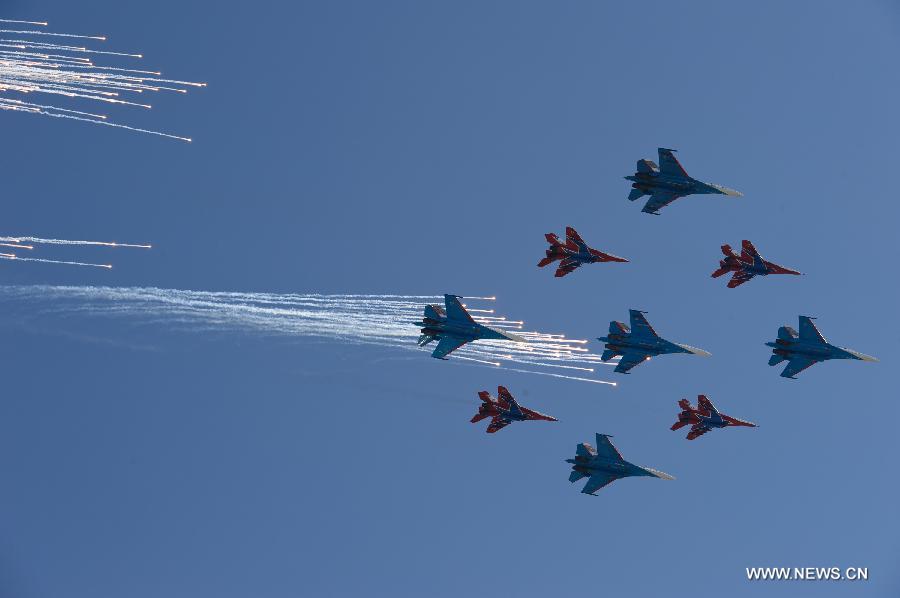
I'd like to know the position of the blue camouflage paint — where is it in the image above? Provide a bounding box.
[766,316,878,378]
[597,309,711,374]
[566,433,674,495]
[625,147,742,214]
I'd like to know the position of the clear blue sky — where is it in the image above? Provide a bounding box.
[0,1,898,596]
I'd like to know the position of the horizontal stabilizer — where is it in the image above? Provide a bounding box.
[600,348,619,362]
[568,470,587,483]
[768,354,786,366]
[628,188,646,201]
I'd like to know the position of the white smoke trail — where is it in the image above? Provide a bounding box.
[0,286,615,386]
[0,19,49,26]
[0,235,150,269]
[0,255,110,268]
[0,236,152,249]
[0,18,203,140]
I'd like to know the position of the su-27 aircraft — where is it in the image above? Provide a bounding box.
[671,395,757,440]
[567,433,674,495]
[471,386,557,433]
[537,226,628,278]
[767,316,878,379]
[712,240,801,288]
[416,294,525,360]
[598,309,711,374]
[626,147,742,215]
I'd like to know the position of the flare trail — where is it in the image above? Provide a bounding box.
[0,235,150,269]
[0,18,204,140]
[0,286,616,385]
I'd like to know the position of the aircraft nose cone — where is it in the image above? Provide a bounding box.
[710,184,742,197]
[503,331,526,343]
[851,351,879,362]
[678,344,712,357]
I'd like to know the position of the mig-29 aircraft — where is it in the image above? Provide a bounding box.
[537,226,628,278]
[712,240,801,288]
[671,395,757,440]
[471,386,557,433]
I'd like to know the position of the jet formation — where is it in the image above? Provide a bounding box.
[414,145,879,497]
[416,294,524,359]
[471,386,557,433]
[671,395,756,440]
[712,240,801,288]
[567,433,674,495]
[767,316,878,378]
[598,309,711,374]
[626,148,742,215]
[537,226,627,278]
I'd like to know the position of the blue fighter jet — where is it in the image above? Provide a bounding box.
[767,316,878,379]
[598,309,711,374]
[416,294,525,360]
[567,433,674,495]
[626,148,742,214]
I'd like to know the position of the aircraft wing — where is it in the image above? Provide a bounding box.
[727,271,755,288]
[641,191,681,215]
[486,416,512,433]
[696,395,718,416]
[798,316,827,344]
[658,148,689,177]
[629,310,660,340]
[496,386,521,416]
[593,433,624,461]
[443,294,475,324]
[430,336,468,360]
[614,350,649,374]
[565,227,590,252]
[686,424,711,440]
[780,356,818,379]
[741,240,766,270]
[581,472,619,495]
[555,257,582,278]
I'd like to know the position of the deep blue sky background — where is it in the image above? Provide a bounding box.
[0,1,898,596]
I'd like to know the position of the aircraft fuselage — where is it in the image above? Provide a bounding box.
[766,340,842,360]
